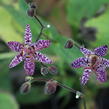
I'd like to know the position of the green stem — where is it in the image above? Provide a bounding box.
[73,40,81,49]
[83,98,87,109]
[34,15,45,41]
[31,77,83,97]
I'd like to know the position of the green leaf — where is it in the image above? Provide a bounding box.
[16,87,48,104]
[2,3,41,42]
[44,25,83,75]
[0,59,12,91]
[0,52,16,60]
[0,92,19,109]
[0,7,22,42]
[67,0,109,27]
[85,7,109,47]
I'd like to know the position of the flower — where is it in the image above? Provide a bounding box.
[8,24,52,75]
[71,45,109,85]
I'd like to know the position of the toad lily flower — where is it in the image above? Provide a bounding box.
[7,24,52,75]
[71,45,109,85]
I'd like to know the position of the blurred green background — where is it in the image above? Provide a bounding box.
[0,0,109,109]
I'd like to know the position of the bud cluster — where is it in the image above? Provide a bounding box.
[41,65,58,76]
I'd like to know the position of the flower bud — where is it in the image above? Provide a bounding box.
[44,80,57,95]
[20,82,31,94]
[64,40,73,48]
[27,8,34,17]
[41,67,49,76]
[48,66,58,75]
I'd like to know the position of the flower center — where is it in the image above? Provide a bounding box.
[23,45,35,57]
[87,54,100,68]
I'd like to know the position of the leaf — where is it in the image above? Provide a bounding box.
[85,7,109,47]
[0,59,12,91]
[2,3,41,42]
[19,0,28,12]
[67,0,109,27]
[16,87,48,104]
[0,92,19,109]
[43,25,83,75]
[0,7,22,42]
[0,52,16,60]
[58,76,75,97]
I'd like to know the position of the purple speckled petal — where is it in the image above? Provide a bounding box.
[35,52,52,64]
[71,57,88,68]
[24,24,32,45]
[7,41,24,52]
[81,68,92,85]
[9,53,23,68]
[95,65,107,82]
[94,45,108,57]
[80,47,93,56]
[101,58,109,68]
[24,56,35,75]
[32,40,51,51]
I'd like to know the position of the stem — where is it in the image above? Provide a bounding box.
[31,77,86,109]
[31,77,83,97]
[34,15,45,41]
[80,85,87,109]
[83,98,87,109]
[73,40,80,49]
[57,82,77,94]
[31,78,49,83]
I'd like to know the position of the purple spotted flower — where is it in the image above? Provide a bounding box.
[8,24,52,75]
[71,45,109,85]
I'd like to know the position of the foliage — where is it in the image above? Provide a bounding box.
[0,92,19,109]
[0,0,109,108]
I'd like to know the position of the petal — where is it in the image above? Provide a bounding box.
[32,40,51,51]
[35,52,52,64]
[81,69,92,85]
[94,45,108,56]
[101,58,109,68]
[9,53,23,68]
[80,47,93,56]
[95,65,107,82]
[7,41,23,52]
[24,24,32,45]
[71,57,88,68]
[24,57,35,75]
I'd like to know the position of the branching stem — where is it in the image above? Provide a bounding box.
[34,15,45,41]
[31,77,83,97]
